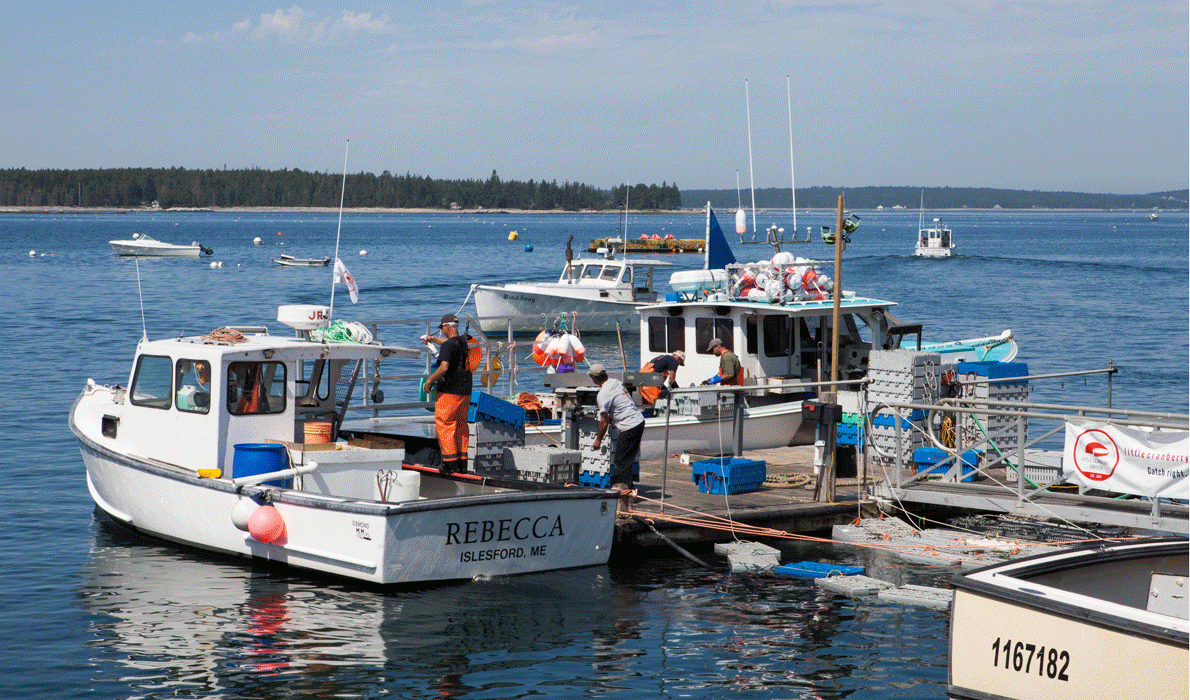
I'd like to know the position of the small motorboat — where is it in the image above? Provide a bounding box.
[949,537,1188,700]
[272,254,331,267]
[109,233,212,257]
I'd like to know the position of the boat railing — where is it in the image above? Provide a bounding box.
[862,385,1188,533]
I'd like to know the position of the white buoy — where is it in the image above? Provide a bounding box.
[253,237,263,245]
[359,249,367,256]
[736,208,747,235]
[231,498,256,531]
[28,250,36,257]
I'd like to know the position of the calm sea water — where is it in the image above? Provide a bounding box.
[1,209,1186,699]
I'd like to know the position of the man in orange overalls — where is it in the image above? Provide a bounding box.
[637,350,685,408]
[422,314,473,474]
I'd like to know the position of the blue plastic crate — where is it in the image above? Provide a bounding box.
[578,463,638,488]
[467,391,526,428]
[774,561,864,579]
[836,423,864,446]
[914,447,981,482]
[871,413,918,429]
[956,361,1028,380]
[692,457,766,495]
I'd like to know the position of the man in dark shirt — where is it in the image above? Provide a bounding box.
[422,313,473,474]
[637,350,685,407]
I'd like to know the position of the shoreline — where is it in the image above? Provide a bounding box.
[0,205,1179,215]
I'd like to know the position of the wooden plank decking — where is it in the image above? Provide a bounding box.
[615,445,879,548]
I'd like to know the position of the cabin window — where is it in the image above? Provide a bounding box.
[227,361,287,415]
[763,315,792,357]
[581,265,600,279]
[130,355,175,410]
[174,359,212,414]
[599,266,620,282]
[744,315,758,355]
[647,316,684,353]
[695,317,733,354]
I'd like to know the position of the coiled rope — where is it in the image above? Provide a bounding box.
[203,327,246,343]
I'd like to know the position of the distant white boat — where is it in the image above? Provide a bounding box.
[272,254,330,267]
[914,193,954,258]
[109,233,211,257]
[1150,212,1159,221]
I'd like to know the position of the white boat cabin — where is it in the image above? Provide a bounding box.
[552,257,671,302]
[915,219,954,257]
[112,327,418,476]
[637,295,900,386]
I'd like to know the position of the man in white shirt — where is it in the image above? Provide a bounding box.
[589,363,645,493]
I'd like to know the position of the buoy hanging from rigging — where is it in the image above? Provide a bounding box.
[736,208,747,235]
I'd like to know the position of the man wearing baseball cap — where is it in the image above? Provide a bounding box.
[704,337,742,386]
[588,363,644,494]
[422,313,473,474]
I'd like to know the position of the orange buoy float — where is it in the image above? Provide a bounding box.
[248,505,287,543]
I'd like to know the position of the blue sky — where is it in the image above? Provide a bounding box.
[1,1,1186,193]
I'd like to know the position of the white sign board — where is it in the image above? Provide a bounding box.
[1063,421,1188,499]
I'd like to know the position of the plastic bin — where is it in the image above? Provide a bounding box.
[692,457,766,495]
[233,443,292,488]
[914,447,981,483]
[468,391,526,428]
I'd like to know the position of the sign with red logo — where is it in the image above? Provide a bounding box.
[1063,421,1188,499]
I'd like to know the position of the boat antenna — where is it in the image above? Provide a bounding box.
[736,170,742,209]
[329,139,349,321]
[134,256,148,340]
[786,75,797,237]
[919,189,924,231]
[745,79,757,237]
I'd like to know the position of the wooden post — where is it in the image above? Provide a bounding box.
[821,194,845,503]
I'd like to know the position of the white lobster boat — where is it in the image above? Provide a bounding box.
[70,305,617,585]
[470,255,672,334]
[948,537,1189,700]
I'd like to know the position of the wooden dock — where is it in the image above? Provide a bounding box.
[615,445,877,548]
[613,445,1189,548]
[588,237,703,254]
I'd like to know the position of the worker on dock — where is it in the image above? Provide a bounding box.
[589,364,644,495]
[704,338,743,386]
[637,350,685,408]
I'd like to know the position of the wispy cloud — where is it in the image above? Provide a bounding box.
[236,6,397,44]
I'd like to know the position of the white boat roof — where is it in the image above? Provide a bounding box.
[639,293,897,314]
[571,256,673,267]
[137,331,421,362]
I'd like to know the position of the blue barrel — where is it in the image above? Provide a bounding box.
[233,443,292,488]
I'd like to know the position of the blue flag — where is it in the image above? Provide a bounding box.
[706,208,737,270]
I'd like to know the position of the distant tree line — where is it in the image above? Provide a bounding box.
[683,186,1188,210]
[0,167,683,211]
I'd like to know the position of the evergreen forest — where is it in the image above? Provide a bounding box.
[0,167,682,211]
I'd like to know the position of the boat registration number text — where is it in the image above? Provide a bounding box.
[991,637,1070,681]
